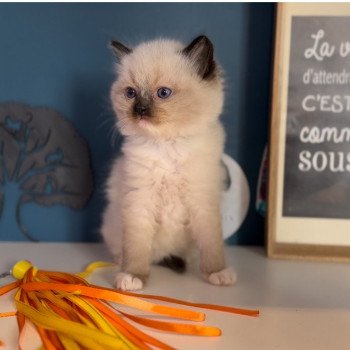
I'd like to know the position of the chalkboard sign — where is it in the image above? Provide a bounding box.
[268,3,350,261]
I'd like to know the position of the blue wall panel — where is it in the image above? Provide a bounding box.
[0,3,274,244]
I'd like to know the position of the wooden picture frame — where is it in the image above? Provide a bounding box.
[267,3,350,261]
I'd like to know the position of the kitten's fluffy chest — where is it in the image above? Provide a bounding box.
[123,139,193,238]
[124,136,191,179]
[123,137,192,219]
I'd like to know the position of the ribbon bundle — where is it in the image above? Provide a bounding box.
[0,260,259,349]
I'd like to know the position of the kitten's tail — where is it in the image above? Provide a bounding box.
[157,255,186,274]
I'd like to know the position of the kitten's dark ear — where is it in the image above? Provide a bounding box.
[182,35,216,80]
[110,40,132,60]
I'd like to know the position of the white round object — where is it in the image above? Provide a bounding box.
[221,153,250,239]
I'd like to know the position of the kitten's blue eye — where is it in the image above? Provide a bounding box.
[126,87,137,99]
[157,87,172,99]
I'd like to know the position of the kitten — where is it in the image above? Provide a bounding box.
[101,35,236,291]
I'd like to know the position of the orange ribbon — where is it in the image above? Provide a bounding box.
[0,261,259,350]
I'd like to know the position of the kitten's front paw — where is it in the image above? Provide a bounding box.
[115,272,143,291]
[207,267,237,286]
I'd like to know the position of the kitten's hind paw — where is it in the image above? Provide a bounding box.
[207,267,237,286]
[115,272,143,291]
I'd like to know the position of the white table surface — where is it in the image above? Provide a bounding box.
[0,243,350,350]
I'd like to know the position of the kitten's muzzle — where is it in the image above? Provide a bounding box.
[134,102,151,117]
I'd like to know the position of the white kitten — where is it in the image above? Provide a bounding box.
[101,36,236,290]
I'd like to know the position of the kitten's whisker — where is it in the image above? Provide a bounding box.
[111,125,121,147]
[97,116,116,131]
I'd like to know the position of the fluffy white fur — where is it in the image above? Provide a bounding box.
[101,37,236,290]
